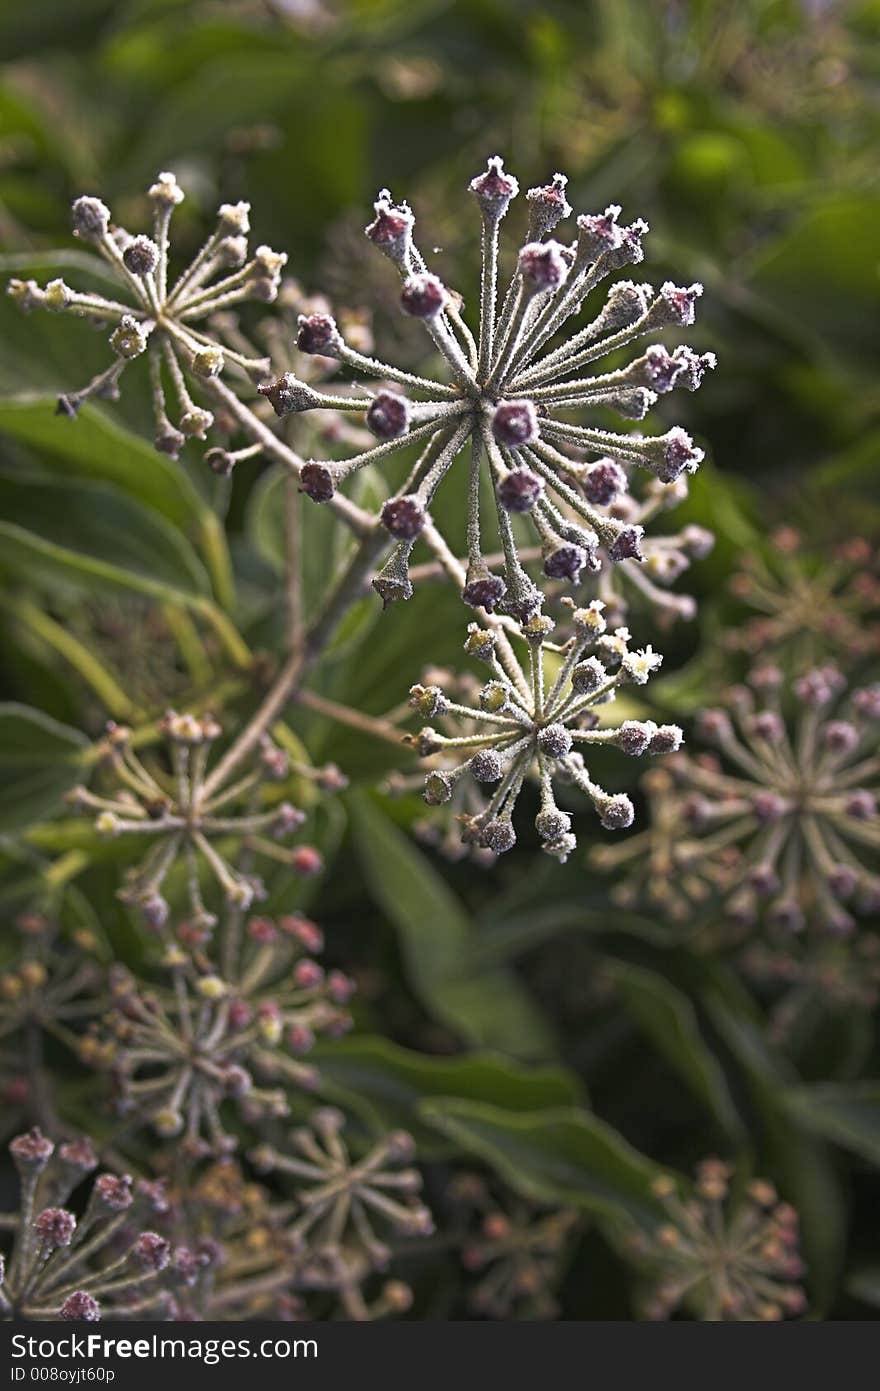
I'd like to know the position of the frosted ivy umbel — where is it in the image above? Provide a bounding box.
[67,712,336,929]
[597,665,880,935]
[96,909,353,1156]
[408,600,682,860]
[8,174,284,455]
[259,157,713,613]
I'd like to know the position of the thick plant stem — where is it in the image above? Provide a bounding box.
[200,524,388,800]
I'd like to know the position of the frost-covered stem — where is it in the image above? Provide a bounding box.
[200,523,388,801]
[202,376,373,537]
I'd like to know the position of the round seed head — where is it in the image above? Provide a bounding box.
[470,750,504,783]
[599,794,635,831]
[583,459,626,506]
[296,313,341,355]
[71,196,111,242]
[122,234,159,276]
[492,399,538,448]
[498,467,543,513]
[400,273,447,319]
[60,1292,100,1322]
[367,391,410,440]
[300,462,336,502]
[469,156,519,218]
[537,723,573,759]
[381,495,426,540]
[480,817,516,854]
[518,240,569,293]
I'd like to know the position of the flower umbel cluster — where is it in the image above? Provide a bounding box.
[0,1128,173,1321]
[1,913,103,1090]
[94,912,354,1156]
[8,175,285,454]
[726,530,880,665]
[631,1161,807,1321]
[597,666,880,935]
[449,1173,578,1319]
[258,157,712,611]
[408,602,681,860]
[67,713,328,930]
[251,1108,433,1320]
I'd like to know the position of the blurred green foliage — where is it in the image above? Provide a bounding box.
[0,0,878,1319]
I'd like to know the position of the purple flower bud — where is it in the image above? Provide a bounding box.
[853,684,880,720]
[635,345,684,393]
[10,1127,54,1171]
[659,427,703,482]
[750,863,781,897]
[752,791,788,823]
[294,959,324,990]
[134,1232,171,1272]
[469,156,519,218]
[672,346,717,391]
[583,459,626,506]
[94,1174,133,1211]
[601,280,653,330]
[656,281,703,326]
[480,817,516,854]
[751,711,785,742]
[576,205,623,260]
[535,807,572,842]
[518,240,568,293]
[845,790,876,820]
[171,1246,204,1287]
[300,462,336,502]
[497,467,543,512]
[614,721,654,756]
[35,1208,76,1247]
[72,196,110,242]
[296,313,341,355]
[135,1179,169,1214]
[649,724,683,754]
[291,845,324,877]
[59,1139,98,1174]
[122,235,159,276]
[538,724,573,759]
[599,795,635,831]
[287,1024,315,1054]
[222,1064,252,1097]
[526,173,572,238]
[365,193,414,263]
[827,864,858,899]
[400,273,447,319]
[544,543,588,581]
[492,399,538,447]
[154,424,186,459]
[471,750,504,782]
[605,219,649,269]
[367,391,410,440]
[381,495,426,539]
[608,525,645,563]
[571,658,606,695]
[60,1291,100,1322]
[822,719,859,753]
[463,571,507,613]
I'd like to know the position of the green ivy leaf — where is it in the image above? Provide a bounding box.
[606,960,744,1141]
[0,398,234,610]
[419,1100,667,1227]
[782,1082,880,1168]
[311,1035,584,1153]
[350,792,556,1058]
[0,703,88,830]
